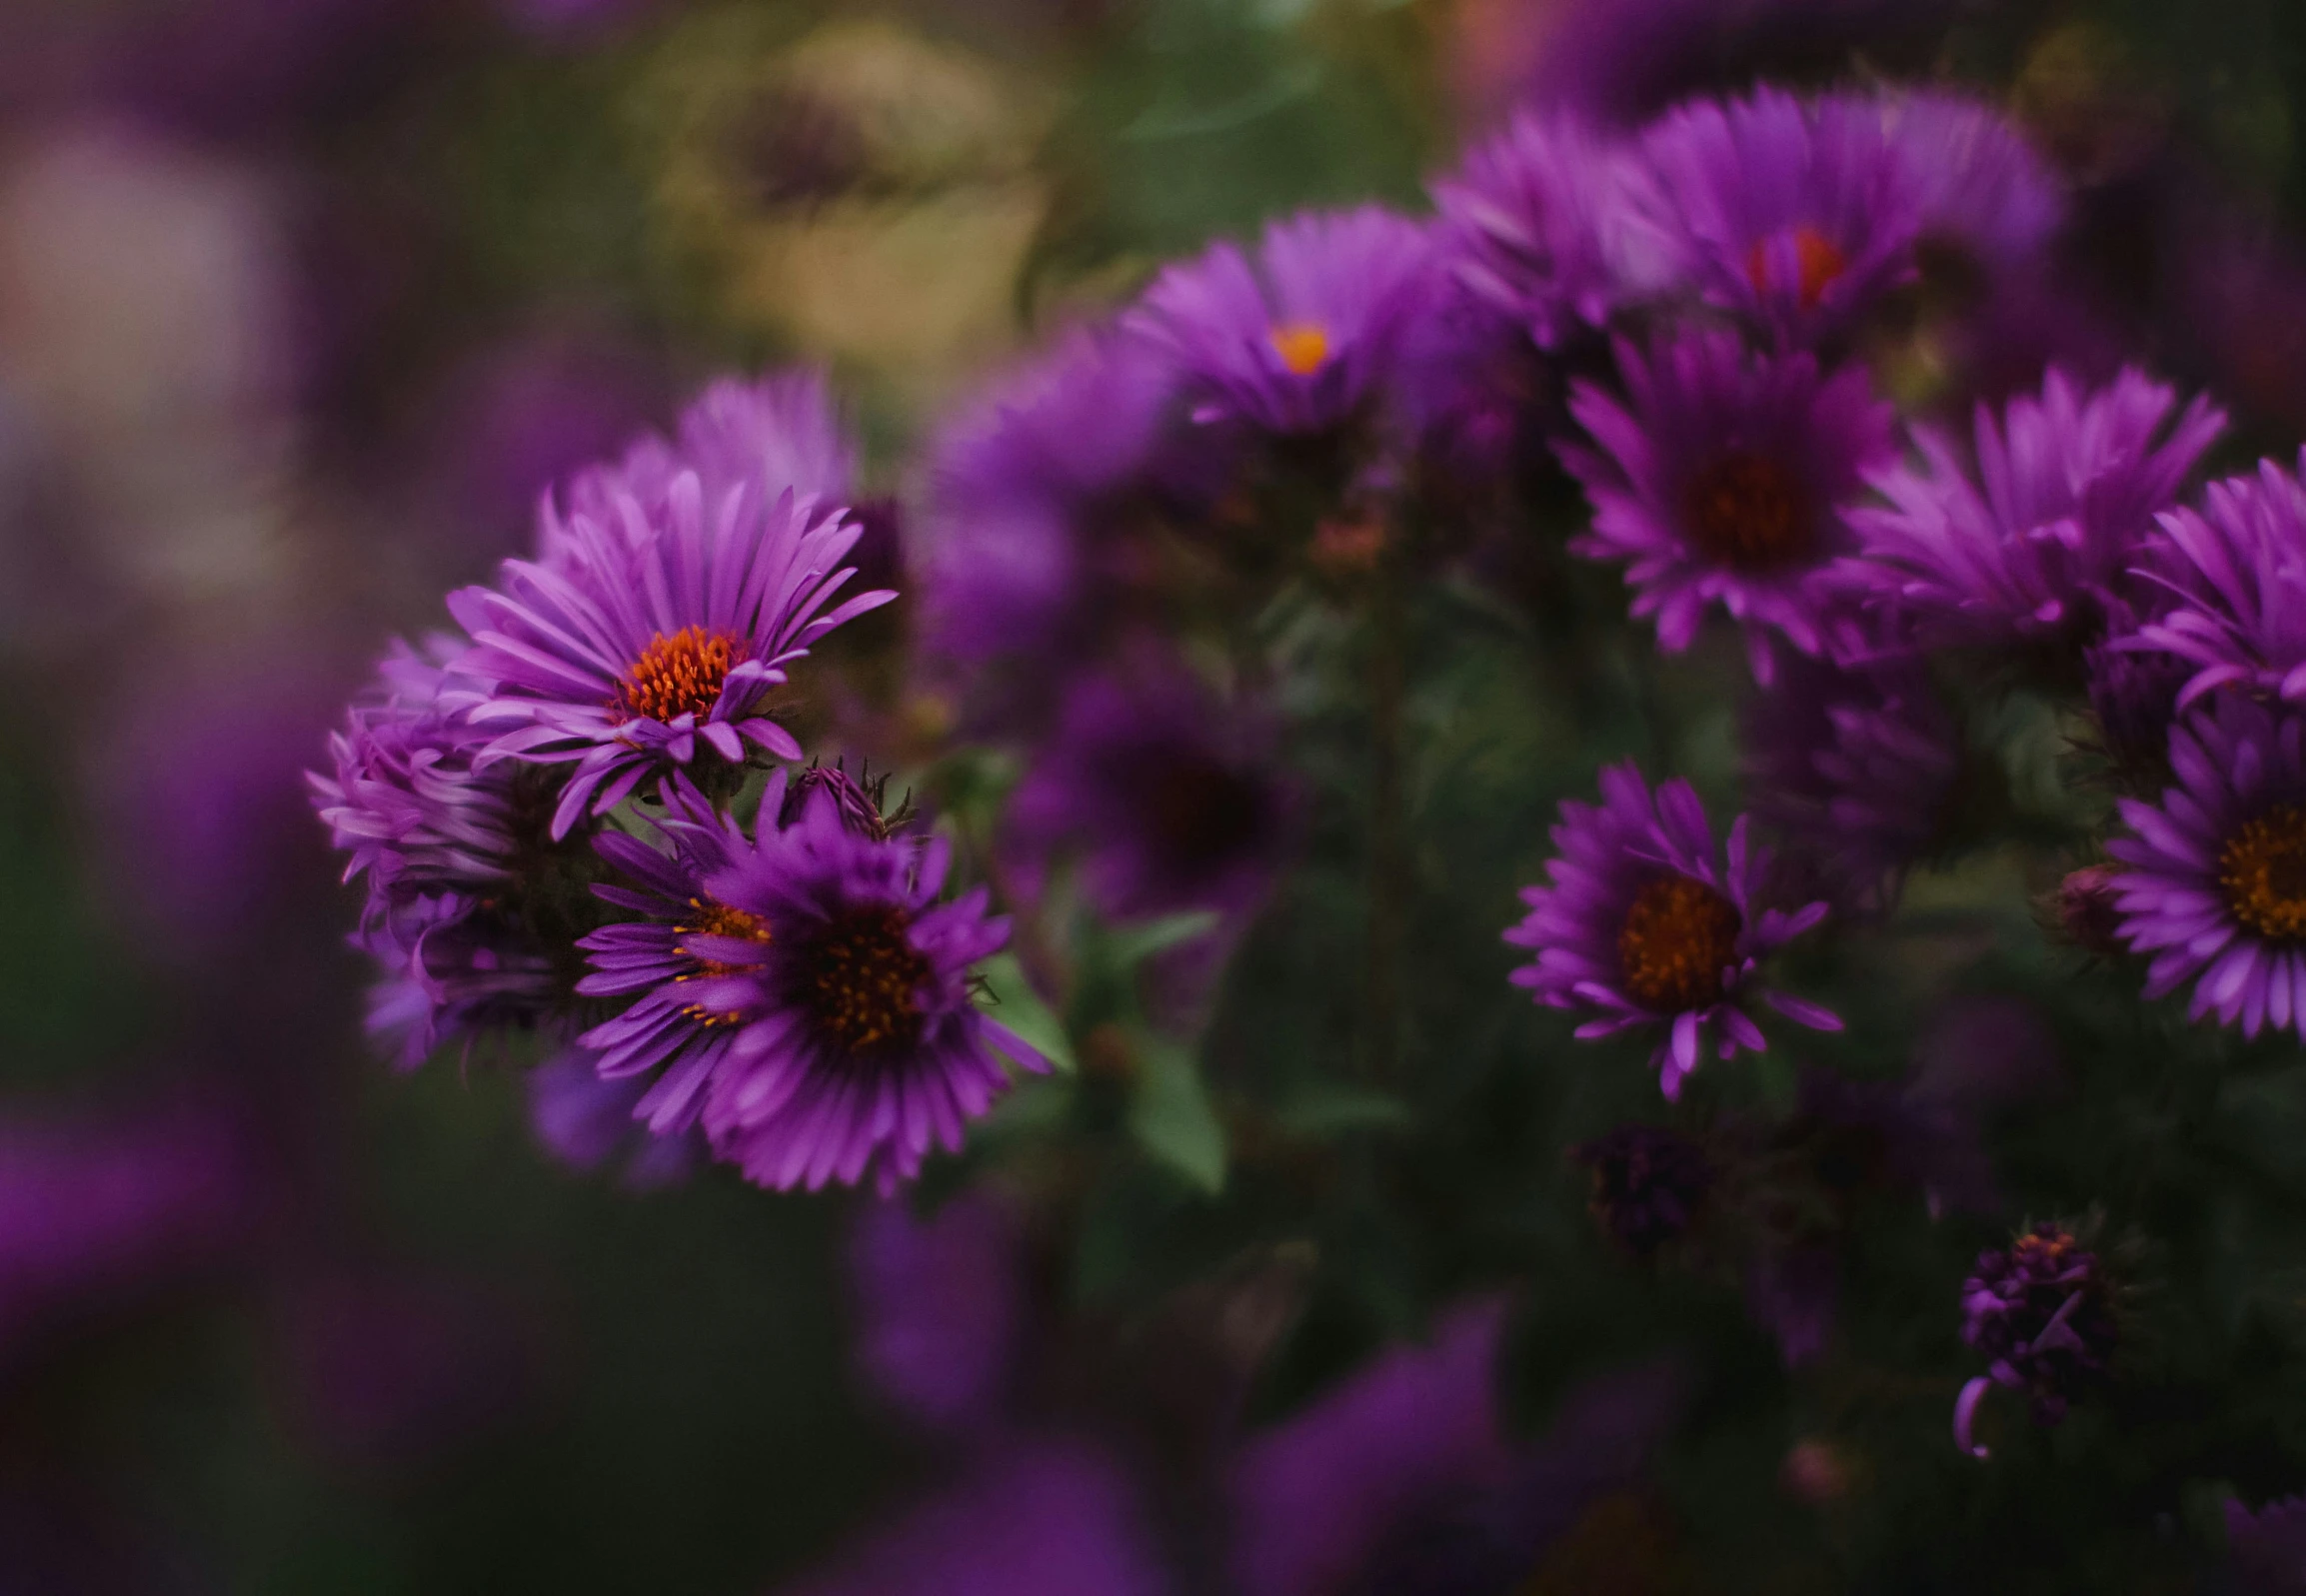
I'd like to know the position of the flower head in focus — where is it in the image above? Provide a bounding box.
[2108,693,2306,1039]
[1505,762,1840,1099]
[1131,206,1433,438]
[1633,86,1922,342]
[1844,367,2223,645]
[1954,1220,2117,1456]
[448,466,891,837]
[1560,327,1894,676]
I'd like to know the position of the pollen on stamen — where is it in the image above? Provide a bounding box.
[1268,322,1332,378]
[614,626,744,725]
[1616,873,1743,1011]
[2219,803,2306,941]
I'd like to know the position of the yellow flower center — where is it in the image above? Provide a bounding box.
[1268,322,1331,377]
[2220,803,2306,941]
[1617,874,1742,1011]
[615,626,742,725]
[802,906,931,1054]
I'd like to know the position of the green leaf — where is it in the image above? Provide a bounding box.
[976,953,1078,1074]
[1104,911,1223,971]
[1130,1035,1227,1194]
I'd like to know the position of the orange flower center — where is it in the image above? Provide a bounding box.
[802,906,931,1053]
[615,626,742,724]
[1684,452,1814,571]
[1269,322,1331,377]
[2013,1229,2078,1268]
[2221,803,2306,941]
[1617,874,1742,1011]
[1745,225,1848,309]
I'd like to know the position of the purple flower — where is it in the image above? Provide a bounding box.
[1954,1222,2117,1457]
[1631,87,1922,343]
[1559,327,1894,675]
[447,463,892,837]
[2106,694,2306,1038]
[1130,207,1433,437]
[1504,762,1840,1099]
[1886,89,2065,282]
[1741,644,1960,913]
[1843,367,2224,645]
[359,891,561,1072]
[310,638,521,907]
[850,1190,1024,1436]
[581,783,1046,1192]
[916,327,1181,667]
[2123,450,2306,711]
[770,1436,1170,1596]
[2086,598,2193,780]
[1431,111,1655,349]
[526,1051,699,1190]
[1571,1123,1714,1258]
[1002,663,1289,924]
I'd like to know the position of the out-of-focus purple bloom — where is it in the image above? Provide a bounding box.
[2053,863,2127,957]
[1560,328,1893,675]
[850,1190,1024,1436]
[1843,368,2223,645]
[1131,207,1433,437]
[2226,1496,2306,1596]
[2086,598,2192,780]
[771,1435,1171,1596]
[1431,111,1654,349]
[2108,695,2306,1039]
[1571,1123,1714,1258]
[657,788,1046,1193]
[2123,451,2306,712]
[1226,1299,1512,1596]
[0,1101,253,1366]
[525,1051,699,1189]
[1631,87,1921,343]
[496,0,661,42]
[1955,1222,2117,1456]
[1887,90,2065,282]
[1505,762,1839,1100]
[915,327,1181,667]
[1908,995,2063,1118]
[359,891,560,1071]
[1744,1243,1839,1368]
[447,463,889,837]
[1741,645,1959,913]
[1002,663,1289,924]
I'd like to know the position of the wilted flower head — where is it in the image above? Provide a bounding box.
[357,890,561,1071]
[1505,762,1840,1099]
[2123,449,2306,711]
[1955,1221,2117,1455]
[1844,367,2223,645]
[448,466,891,837]
[1131,206,1433,437]
[1431,110,1653,349]
[2052,863,2127,957]
[1632,86,1921,342]
[2107,694,2306,1039]
[1560,327,1894,675]
[1571,1123,1714,1257]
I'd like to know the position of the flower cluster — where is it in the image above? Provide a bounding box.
[1955,1222,2119,1456]
[313,375,1043,1193]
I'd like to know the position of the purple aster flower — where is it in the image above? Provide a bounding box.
[2226,1496,2306,1596]
[1002,662,1290,924]
[1570,1123,1714,1258]
[1741,644,1960,913]
[2086,598,2192,782]
[1504,762,1840,1099]
[310,638,521,908]
[1843,367,2224,645]
[1130,206,1433,437]
[1630,87,1922,343]
[526,1051,698,1190]
[915,326,1182,667]
[2106,694,2306,1039]
[1430,110,1656,350]
[358,890,561,1071]
[1954,1221,2117,1457]
[2123,450,2306,711]
[850,1190,1024,1437]
[447,463,893,837]
[1559,327,1894,675]
[1885,90,2065,284]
